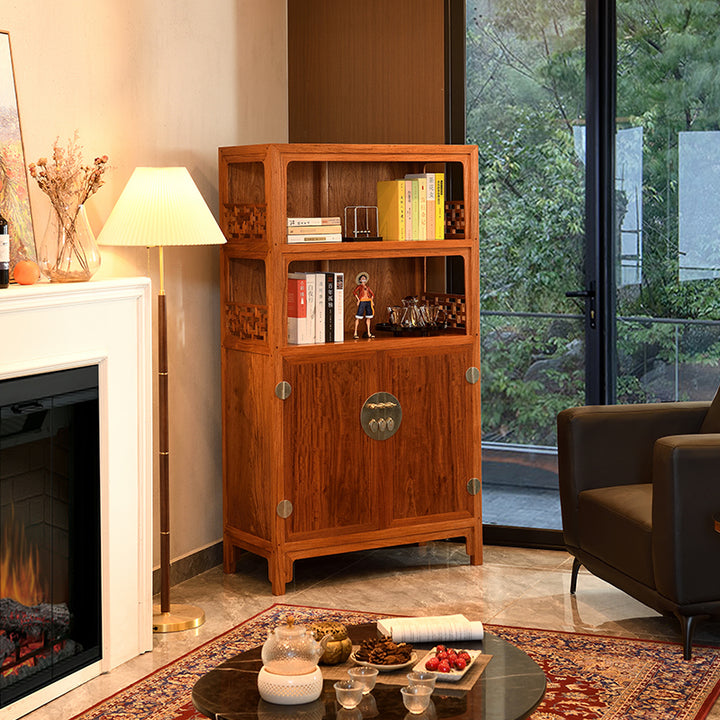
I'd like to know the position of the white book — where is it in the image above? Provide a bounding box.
[304,272,316,345]
[287,216,342,227]
[287,233,342,243]
[376,615,484,643]
[314,271,326,343]
[334,272,344,342]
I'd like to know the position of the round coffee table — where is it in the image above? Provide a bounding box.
[192,623,546,720]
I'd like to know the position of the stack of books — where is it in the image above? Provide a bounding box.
[376,173,445,241]
[287,216,343,243]
[287,271,345,344]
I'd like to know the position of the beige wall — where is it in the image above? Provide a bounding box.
[4,1,288,569]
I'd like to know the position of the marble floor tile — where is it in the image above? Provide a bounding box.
[17,543,720,720]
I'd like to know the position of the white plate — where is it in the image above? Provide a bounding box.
[412,647,482,682]
[350,651,418,672]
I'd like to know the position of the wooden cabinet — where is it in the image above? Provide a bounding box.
[219,143,481,594]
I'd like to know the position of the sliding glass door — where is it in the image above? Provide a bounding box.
[465,0,720,540]
[466,0,587,538]
[614,2,720,408]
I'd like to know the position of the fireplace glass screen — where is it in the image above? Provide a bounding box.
[0,366,101,708]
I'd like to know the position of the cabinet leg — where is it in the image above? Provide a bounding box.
[223,537,237,573]
[466,530,483,565]
[285,557,295,583]
[268,555,287,595]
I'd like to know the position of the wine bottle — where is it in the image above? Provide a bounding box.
[0,213,9,288]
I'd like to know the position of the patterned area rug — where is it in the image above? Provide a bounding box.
[70,603,720,720]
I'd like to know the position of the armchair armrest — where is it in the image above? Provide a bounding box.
[652,433,720,605]
[558,402,708,548]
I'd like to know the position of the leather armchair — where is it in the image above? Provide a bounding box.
[557,390,720,659]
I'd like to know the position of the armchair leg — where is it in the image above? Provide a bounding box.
[676,613,709,660]
[570,557,581,595]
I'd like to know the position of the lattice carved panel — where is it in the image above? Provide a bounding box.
[421,293,467,328]
[225,203,266,242]
[226,303,268,341]
[445,201,465,238]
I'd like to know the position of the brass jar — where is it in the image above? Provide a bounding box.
[309,621,353,665]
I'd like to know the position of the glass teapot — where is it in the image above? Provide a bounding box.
[400,296,425,328]
[261,616,329,675]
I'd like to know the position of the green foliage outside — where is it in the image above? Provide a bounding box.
[467,0,720,446]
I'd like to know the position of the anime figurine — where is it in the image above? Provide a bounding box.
[353,272,375,339]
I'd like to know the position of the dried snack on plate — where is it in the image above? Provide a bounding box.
[355,635,413,664]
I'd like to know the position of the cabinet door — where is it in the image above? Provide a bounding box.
[282,351,379,540]
[383,345,480,525]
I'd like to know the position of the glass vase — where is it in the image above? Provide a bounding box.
[39,204,101,282]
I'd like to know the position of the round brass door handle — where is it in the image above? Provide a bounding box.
[360,392,402,440]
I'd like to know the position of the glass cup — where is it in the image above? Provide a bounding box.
[406,671,437,690]
[336,709,363,720]
[348,665,378,694]
[403,702,437,720]
[357,693,379,717]
[401,685,433,714]
[334,679,365,709]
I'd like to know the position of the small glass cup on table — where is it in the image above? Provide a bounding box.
[401,685,433,714]
[334,679,365,709]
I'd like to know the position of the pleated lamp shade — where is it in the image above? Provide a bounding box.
[96,167,226,247]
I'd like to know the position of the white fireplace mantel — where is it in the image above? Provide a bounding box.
[0,277,154,719]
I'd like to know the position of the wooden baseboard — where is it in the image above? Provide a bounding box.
[152,542,223,595]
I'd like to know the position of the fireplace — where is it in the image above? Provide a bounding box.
[1,366,102,708]
[0,278,152,720]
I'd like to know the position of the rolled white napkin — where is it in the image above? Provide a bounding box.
[377,614,484,643]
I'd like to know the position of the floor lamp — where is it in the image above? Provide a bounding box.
[97,167,226,632]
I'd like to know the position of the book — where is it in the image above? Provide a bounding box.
[305,272,316,344]
[324,272,335,342]
[416,176,427,240]
[435,173,445,239]
[333,272,344,342]
[404,180,413,240]
[376,180,406,241]
[406,173,435,240]
[287,274,310,344]
[426,173,436,240]
[287,224,343,235]
[314,271,326,343]
[376,615,485,643]
[409,179,420,240]
[287,216,342,227]
[287,233,342,243]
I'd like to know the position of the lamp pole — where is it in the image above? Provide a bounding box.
[158,247,171,613]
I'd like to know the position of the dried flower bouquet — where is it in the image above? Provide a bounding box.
[29,132,108,280]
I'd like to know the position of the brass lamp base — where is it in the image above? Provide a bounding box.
[152,603,206,633]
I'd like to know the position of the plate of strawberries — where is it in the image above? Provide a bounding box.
[412,645,482,682]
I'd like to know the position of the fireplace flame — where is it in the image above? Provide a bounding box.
[1,507,47,606]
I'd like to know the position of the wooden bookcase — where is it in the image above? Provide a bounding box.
[219,143,482,594]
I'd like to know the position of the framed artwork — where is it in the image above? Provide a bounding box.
[0,30,36,267]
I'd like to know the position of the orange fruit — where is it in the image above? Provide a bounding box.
[13,260,40,285]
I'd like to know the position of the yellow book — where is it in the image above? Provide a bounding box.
[377,180,406,241]
[435,173,445,240]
